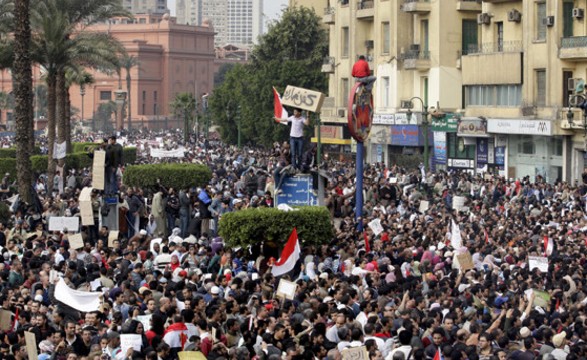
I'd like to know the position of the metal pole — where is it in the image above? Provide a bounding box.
[356,141,364,232]
[423,104,429,172]
[237,106,241,148]
[316,112,324,206]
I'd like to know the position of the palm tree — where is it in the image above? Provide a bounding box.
[118,52,140,130]
[12,0,34,204]
[65,68,94,151]
[170,92,196,144]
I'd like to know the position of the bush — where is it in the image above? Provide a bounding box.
[72,143,136,166]
[219,206,333,249]
[0,202,10,225]
[122,147,137,166]
[72,142,99,153]
[0,159,16,181]
[0,147,41,158]
[123,163,212,191]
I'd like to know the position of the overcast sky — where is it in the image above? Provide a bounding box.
[168,0,288,25]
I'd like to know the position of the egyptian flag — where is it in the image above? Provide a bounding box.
[272,228,301,277]
[433,349,444,360]
[273,87,288,124]
[364,231,371,253]
[544,236,554,257]
[484,228,489,244]
[163,322,189,349]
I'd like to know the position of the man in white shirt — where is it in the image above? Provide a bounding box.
[287,109,309,170]
[386,330,413,360]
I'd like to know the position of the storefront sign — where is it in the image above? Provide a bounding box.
[391,125,421,146]
[487,138,495,164]
[495,135,507,147]
[488,119,552,136]
[394,113,418,125]
[373,113,394,125]
[457,118,488,137]
[477,138,488,165]
[371,127,392,144]
[316,125,343,139]
[495,147,505,165]
[448,158,474,168]
[433,132,447,164]
[431,116,458,132]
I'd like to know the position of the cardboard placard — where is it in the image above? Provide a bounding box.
[68,233,84,249]
[120,334,142,354]
[276,279,297,300]
[528,256,548,273]
[341,346,369,360]
[108,230,120,248]
[79,187,94,226]
[92,150,106,190]
[0,309,12,331]
[368,219,383,236]
[178,352,207,360]
[48,216,80,232]
[525,289,551,310]
[25,331,37,359]
[281,85,325,113]
[419,200,429,213]
[136,314,152,331]
[456,252,474,271]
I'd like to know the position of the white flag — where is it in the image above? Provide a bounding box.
[451,220,463,249]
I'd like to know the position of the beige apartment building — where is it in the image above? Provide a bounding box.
[306,0,587,183]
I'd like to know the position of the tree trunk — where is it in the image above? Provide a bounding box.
[65,88,72,153]
[46,73,56,195]
[126,72,131,130]
[56,70,67,169]
[13,0,34,205]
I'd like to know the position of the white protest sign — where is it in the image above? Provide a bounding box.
[276,279,297,300]
[453,196,466,212]
[136,314,152,331]
[528,256,549,273]
[48,216,80,232]
[79,187,94,226]
[368,219,383,236]
[68,233,84,249]
[451,220,463,249]
[419,200,429,213]
[150,147,185,158]
[53,142,66,159]
[120,334,142,354]
[92,150,106,190]
[341,346,369,360]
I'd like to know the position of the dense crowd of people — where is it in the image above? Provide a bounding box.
[0,128,585,360]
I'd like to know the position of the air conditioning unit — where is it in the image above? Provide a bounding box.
[364,40,374,49]
[544,16,555,27]
[507,9,521,23]
[409,44,421,52]
[477,13,491,25]
[573,8,585,19]
[568,78,583,92]
[337,108,346,117]
[400,100,414,109]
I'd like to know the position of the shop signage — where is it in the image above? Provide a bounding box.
[495,147,505,166]
[448,158,474,168]
[457,118,488,137]
[433,132,447,164]
[391,125,421,146]
[373,113,394,125]
[487,119,552,136]
[431,116,458,132]
[476,138,488,165]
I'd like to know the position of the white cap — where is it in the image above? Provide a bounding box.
[211,286,220,295]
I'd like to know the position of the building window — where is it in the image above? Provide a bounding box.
[496,22,503,52]
[342,27,349,58]
[536,69,546,107]
[341,78,349,107]
[382,22,390,54]
[100,91,111,101]
[465,85,522,107]
[154,104,158,115]
[154,91,157,102]
[142,91,146,101]
[142,103,145,115]
[382,77,390,108]
[553,137,563,156]
[563,1,574,38]
[517,135,536,155]
[536,2,546,41]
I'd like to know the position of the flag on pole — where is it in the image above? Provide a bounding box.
[363,231,370,253]
[272,228,301,277]
[544,236,553,257]
[273,87,289,123]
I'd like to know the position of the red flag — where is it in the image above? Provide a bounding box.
[484,228,489,244]
[11,307,18,332]
[363,231,370,253]
[544,236,553,256]
[433,349,443,360]
[273,87,289,122]
[272,228,301,277]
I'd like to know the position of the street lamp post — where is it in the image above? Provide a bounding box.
[237,105,241,148]
[80,85,86,125]
[406,96,429,171]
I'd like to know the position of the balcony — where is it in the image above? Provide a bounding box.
[457,0,481,12]
[483,0,521,2]
[323,7,335,24]
[559,36,587,61]
[321,57,335,73]
[402,0,431,14]
[356,1,374,19]
[462,41,523,85]
[401,50,431,71]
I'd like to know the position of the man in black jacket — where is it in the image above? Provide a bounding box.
[107,136,123,195]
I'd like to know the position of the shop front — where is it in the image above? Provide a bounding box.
[388,124,432,169]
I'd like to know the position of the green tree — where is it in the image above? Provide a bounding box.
[170,92,196,144]
[209,6,328,147]
[65,69,93,151]
[0,91,13,125]
[118,52,140,130]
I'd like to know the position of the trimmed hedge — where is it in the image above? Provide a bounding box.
[0,159,16,182]
[0,147,41,158]
[219,206,333,248]
[123,163,212,191]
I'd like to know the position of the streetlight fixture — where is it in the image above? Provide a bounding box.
[405,96,430,171]
[80,85,86,125]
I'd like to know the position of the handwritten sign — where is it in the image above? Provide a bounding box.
[276,279,298,300]
[178,352,207,360]
[108,230,120,248]
[92,150,106,190]
[525,289,551,310]
[25,331,38,359]
[120,334,142,354]
[0,310,11,331]
[529,256,549,273]
[136,314,152,331]
[453,196,466,212]
[53,141,66,159]
[341,346,369,360]
[49,216,80,232]
[150,147,185,158]
[68,233,84,249]
[368,219,383,236]
[456,252,474,271]
[281,85,325,113]
[79,187,94,226]
[419,200,429,213]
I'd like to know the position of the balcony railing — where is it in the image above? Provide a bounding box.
[561,36,587,48]
[462,40,523,55]
[357,0,374,10]
[400,50,430,60]
[404,0,430,3]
